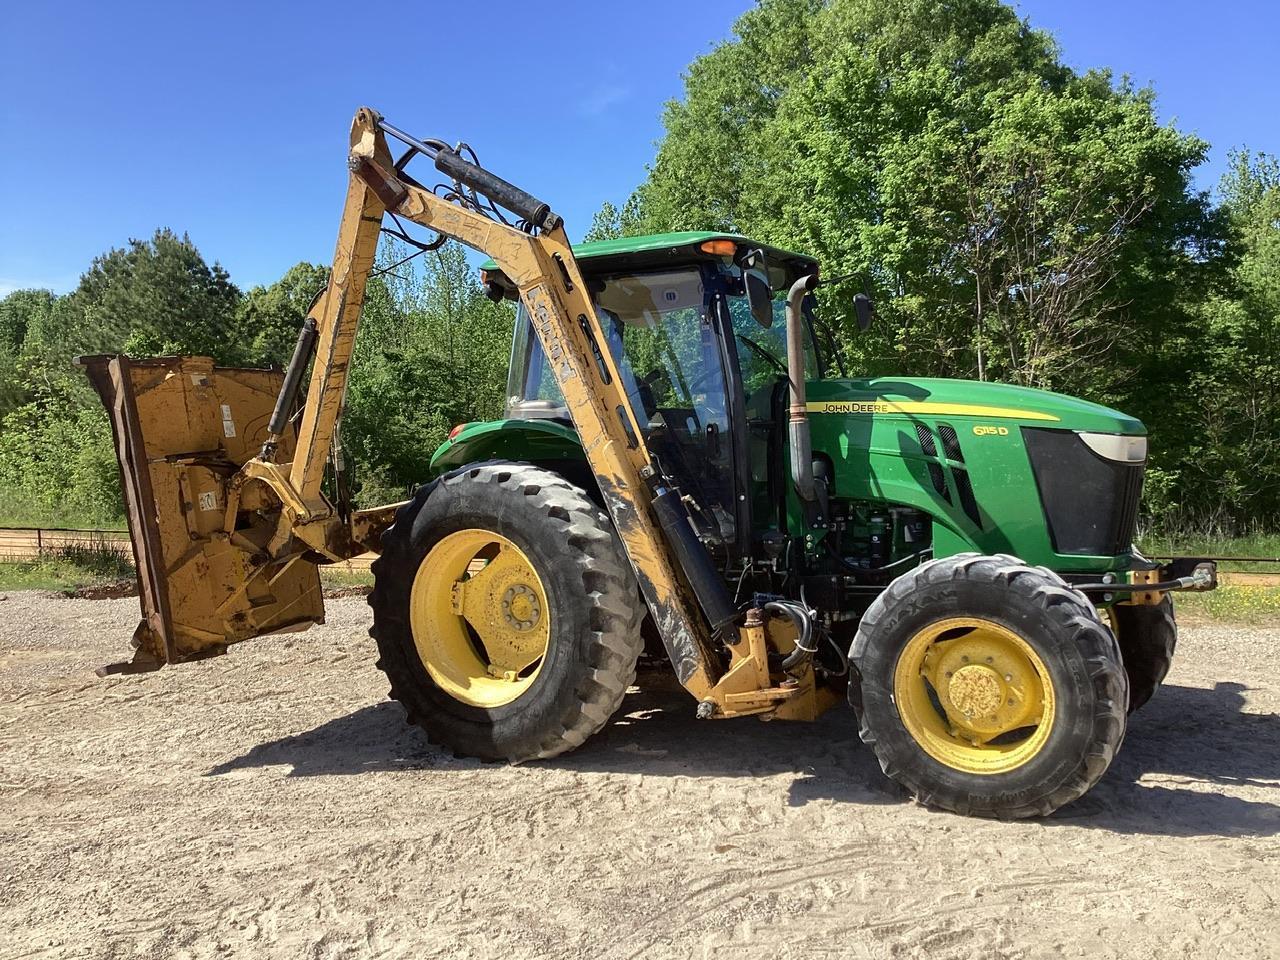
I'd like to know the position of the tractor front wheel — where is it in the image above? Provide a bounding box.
[369,462,644,761]
[1109,597,1177,713]
[850,554,1128,818]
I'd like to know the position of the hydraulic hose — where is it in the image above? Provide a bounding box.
[767,600,816,673]
[433,149,558,231]
[824,539,931,582]
[378,117,560,231]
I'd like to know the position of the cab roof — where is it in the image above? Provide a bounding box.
[480,231,818,289]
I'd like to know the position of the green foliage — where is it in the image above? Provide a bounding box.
[55,228,241,365]
[583,194,650,242]
[342,239,514,506]
[634,0,1213,389]
[1166,151,1280,525]
[0,289,54,354]
[233,261,330,368]
[0,290,56,418]
[0,377,120,525]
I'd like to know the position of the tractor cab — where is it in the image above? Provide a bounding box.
[484,232,824,556]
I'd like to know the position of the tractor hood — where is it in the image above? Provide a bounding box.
[805,377,1144,435]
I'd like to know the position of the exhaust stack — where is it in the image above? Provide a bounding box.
[786,274,820,504]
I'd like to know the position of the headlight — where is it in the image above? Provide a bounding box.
[1077,432,1147,464]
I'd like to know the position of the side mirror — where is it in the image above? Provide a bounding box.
[853,292,875,332]
[741,249,774,328]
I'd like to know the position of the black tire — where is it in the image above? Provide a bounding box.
[369,462,645,761]
[849,553,1128,818]
[1110,597,1177,713]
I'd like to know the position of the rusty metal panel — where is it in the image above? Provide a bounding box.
[79,355,324,673]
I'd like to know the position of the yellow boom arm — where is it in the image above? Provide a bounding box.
[253,107,718,693]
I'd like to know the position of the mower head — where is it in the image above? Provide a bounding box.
[78,354,324,675]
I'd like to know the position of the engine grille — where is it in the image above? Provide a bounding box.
[1022,428,1145,556]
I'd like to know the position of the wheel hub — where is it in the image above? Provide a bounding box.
[502,584,541,631]
[947,664,1004,719]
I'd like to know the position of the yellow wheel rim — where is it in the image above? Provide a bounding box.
[409,529,550,708]
[892,618,1056,774]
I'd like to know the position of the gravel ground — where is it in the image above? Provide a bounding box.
[0,592,1277,960]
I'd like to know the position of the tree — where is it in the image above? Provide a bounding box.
[1166,152,1280,525]
[0,289,58,417]
[951,76,1211,391]
[50,228,242,365]
[637,0,823,234]
[632,0,1214,396]
[583,194,651,242]
[233,262,329,368]
[621,0,1225,528]
[343,239,515,505]
[0,289,55,354]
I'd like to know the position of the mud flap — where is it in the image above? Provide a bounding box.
[78,355,324,675]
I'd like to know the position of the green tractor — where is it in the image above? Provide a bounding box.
[87,114,1213,818]
[405,230,1207,817]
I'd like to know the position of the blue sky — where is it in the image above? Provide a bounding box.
[1,1,1275,296]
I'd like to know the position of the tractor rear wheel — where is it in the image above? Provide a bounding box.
[1108,597,1177,713]
[850,554,1128,818]
[369,462,645,761]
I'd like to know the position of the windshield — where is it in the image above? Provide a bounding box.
[506,263,820,416]
[506,261,822,545]
[724,291,820,395]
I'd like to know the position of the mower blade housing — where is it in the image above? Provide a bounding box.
[78,354,324,674]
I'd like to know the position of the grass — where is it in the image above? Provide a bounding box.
[0,548,374,595]
[1137,530,1280,573]
[0,506,127,532]
[1167,584,1280,624]
[0,561,99,592]
[319,566,374,590]
[0,540,135,592]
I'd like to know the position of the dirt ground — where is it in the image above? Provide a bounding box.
[1,593,1277,960]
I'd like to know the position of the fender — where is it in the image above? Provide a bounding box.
[429,418,585,476]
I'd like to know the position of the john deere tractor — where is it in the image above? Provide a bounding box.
[82,108,1214,818]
